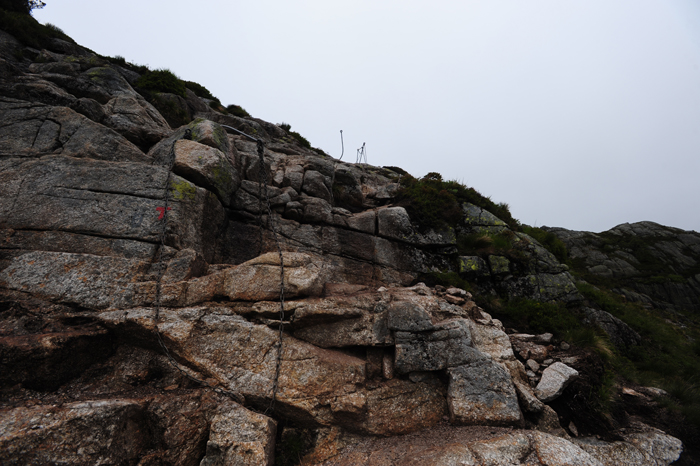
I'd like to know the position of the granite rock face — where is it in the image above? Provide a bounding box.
[0,25,688,465]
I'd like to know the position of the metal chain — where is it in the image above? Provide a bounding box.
[152,129,244,404]
[256,139,286,415]
[150,127,286,414]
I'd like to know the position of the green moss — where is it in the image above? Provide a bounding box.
[211,125,227,151]
[169,178,196,201]
[211,163,233,189]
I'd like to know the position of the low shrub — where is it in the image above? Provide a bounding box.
[395,173,519,232]
[226,104,250,118]
[497,298,581,336]
[576,281,700,429]
[0,8,73,49]
[135,68,186,98]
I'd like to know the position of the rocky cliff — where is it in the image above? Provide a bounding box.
[0,15,696,466]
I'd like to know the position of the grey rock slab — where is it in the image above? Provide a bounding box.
[69,97,105,123]
[463,202,507,227]
[0,229,160,260]
[0,251,148,310]
[582,307,641,349]
[536,362,579,402]
[387,301,434,332]
[1,155,225,261]
[292,304,392,348]
[530,431,603,466]
[148,119,233,167]
[161,248,208,283]
[82,66,140,98]
[468,321,515,363]
[7,75,78,107]
[377,206,414,240]
[394,319,476,374]
[574,437,650,466]
[377,206,456,246]
[621,430,684,466]
[301,197,333,224]
[447,358,522,425]
[102,95,170,149]
[468,432,531,465]
[396,443,478,465]
[513,380,545,413]
[0,400,150,465]
[0,98,147,161]
[301,169,332,202]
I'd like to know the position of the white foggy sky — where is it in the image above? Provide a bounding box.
[34,0,700,233]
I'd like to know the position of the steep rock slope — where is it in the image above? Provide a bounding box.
[0,18,689,466]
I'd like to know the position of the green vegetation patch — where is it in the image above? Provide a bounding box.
[184,80,217,101]
[577,281,700,428]
[135,68,186,98]
[395,172,518,232]
[522,226,568,264]
[226,104,250,118]
[0,8,74,49]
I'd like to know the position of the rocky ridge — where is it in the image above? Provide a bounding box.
[546,223,700,316]
[0,18,692,465]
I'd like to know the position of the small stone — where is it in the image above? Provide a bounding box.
[535,362,579,402]
[535,333,554,344]
[568,421,579,437]
[511,333,537,341]
[446,287,467,297]
[377,286,388,292]
[526,359,540,372]
[444,294,465,305]
[543,359,554,366]
[560,341,571,350]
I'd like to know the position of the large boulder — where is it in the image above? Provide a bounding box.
[173,139,241,207]
[447,357,522,425]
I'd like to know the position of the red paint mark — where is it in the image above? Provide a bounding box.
[156,206,172,220]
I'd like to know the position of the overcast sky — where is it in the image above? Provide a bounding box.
[34,0,700,233]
